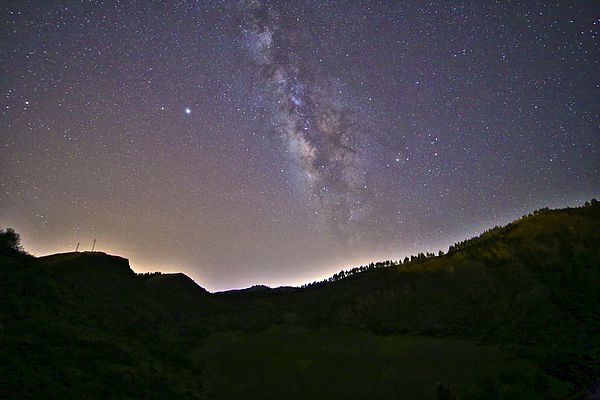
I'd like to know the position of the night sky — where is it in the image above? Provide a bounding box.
[1,1,598,291]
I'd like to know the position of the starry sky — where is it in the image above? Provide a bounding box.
[1,1,599,291]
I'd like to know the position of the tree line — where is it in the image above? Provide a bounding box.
[301,199,599,288]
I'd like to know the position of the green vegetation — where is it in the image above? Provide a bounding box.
[1,200,599,399]
[200,328,569,400]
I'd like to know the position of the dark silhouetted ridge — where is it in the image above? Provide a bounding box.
[1,200,598,400]
[39,251,134,275]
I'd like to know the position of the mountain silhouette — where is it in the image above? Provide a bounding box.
[1,200,598,399]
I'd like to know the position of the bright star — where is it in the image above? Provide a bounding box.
[185,107,191,114]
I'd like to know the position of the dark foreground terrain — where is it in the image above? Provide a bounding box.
[1,201,599,399]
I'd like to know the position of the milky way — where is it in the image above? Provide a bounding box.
[239,1,369,232]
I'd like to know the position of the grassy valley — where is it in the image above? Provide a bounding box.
[1,201,599,399]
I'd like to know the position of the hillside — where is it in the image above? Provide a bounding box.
[1,201,599,399]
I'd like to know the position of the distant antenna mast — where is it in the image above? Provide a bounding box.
[75,242,80,252]
[91,239,96,252]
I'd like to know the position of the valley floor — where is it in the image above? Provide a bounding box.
[199,327,569,400]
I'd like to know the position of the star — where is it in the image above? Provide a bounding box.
[185,107,191,115]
